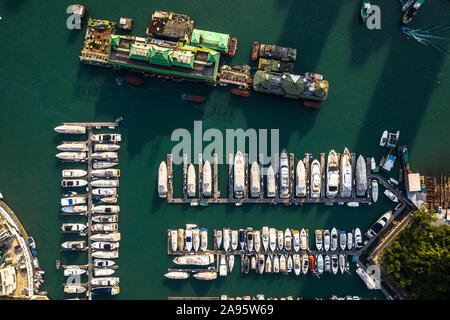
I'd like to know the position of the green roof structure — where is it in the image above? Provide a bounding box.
[109,35,120,47]
[148,46,173,66]
[190,29,230,52]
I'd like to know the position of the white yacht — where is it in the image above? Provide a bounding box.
[92,215,118,223]
[91,152,118,161]
[91,223,118,233]
[292,230,300,252]
[280,254,287,273]
[61,179,87,187]
[92,169,120,178]
[91,242,119,250]
[93,259,115,268]
[92,188,117,197]
[187,164,196,197]
[310,160,321,198]
[347,232,353,250]
[326,150,339,198]
[246,229,254,252]
[90,232,121,242]
[301,254,309,275]
[223,228,230,251]
[315,230,323,251]
[330,228,338,251]
[64,286,86,294]
[64,268,86,277]
[300,228,307,250]
[266,166,276,197]
[323,229,330,251]
[93,161,118,169]
[219,255,227,276]
[340,148,352,198]
[99,197,118,204]
[61,196,86,207]
[91,179,119,187]
[54,125,86,134]
[269,228,277,251]
[250,162,261,197]
[293,254,301,276]
[92,205,120,214]
[254,230,261,252]
[94,268,115,276]
[216,230,222,250]
[339,231,347,251]
[273,255,280,273]
[185,229,193,251]
[62,169,87,178]
[61,241,86,250]
[91,134,121,143]
[339,254,346,274]
[200,229,208,251]
[284,228,292,251]
[231,230,238,251]
[56,152,87,162]
[61,205,87,214]
[296,160,306,197]
[170,230,178,252]
[257,254,265,274]
[94,144,120,152]
[356,155,367,197]
[354,228,363,249]
[57,142,87,152]
[91,277,120,287]
[92,250,119,259]
[193,272,217,280]
[277,230,284,251]
[287,255,293,273]
[371,180,379,202]
[279,149,290,199]
[265,255,272,273]
[261,227,269,251]
[228,255,235,272]
[61,223,86,233]
[202,160,212,197]
[192,228,200,252]
[173,254,215,266]
[234,151,245,199]
[331,254,339,274]
[177,229,185,251]
[316,254,324,275]
[324,255,331,273]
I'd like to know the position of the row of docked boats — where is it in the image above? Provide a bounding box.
[168,224,208,252]
[314,228,364,251]
[215,227,308,253]
[56,125,121,296]
[159,149,378,203]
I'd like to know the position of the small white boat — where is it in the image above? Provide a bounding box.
[61,223,86,233]
[356,268,377,290]
[250,162,261,197]
[90,232,121,242]
[310,159,321,198]
[185,229,193,251]
[92,205,120,214]
[193,272,217,280]
[247,229,254,252]
[293,254,301,276]
[94,144,120,152]
[300,228,307,250]
[258,254,265,274]
[324,255,331,273]
[315,230,323,251]
[61,241,86,250]
[326,150,339,198]
[170,229,178,252]
[158,161,168,198]
[231,230,238,251]
[280,254,287,273]
[372,181,379,202]
[251,255,256,270]
[354,228,363,249]
[92,188,117,197]
[61,179,87,187]
[287,255,293,272]
[269,228,276,252]
[200,229,208,251]
[98,197,118,204]
[339,254,346,274]
[177,229,185,251]
[238,229,245,250]
[296,160,306,197]
[216,230,222,250]
[265,255,272,273]
[94,268,115,276]
[340,148,352,198]
[54,125,86,134]
[366,211,393,238]
[323,229,330,251]
[284,228,292,251]
[384,189,399,202]
[273,255,280,273]
[223,228,230,251]
[331,254,339,275]
[266,166,276,197]
[187,164,196,197]
[91,242,120,250]
[279,149,290,199]
[92,169,120,178]
[91,179,119,187]
[347,202,360,207]
[339,231,347,251]
[202,160,212,197]
[64,268,86,277]
[261,227,269,251]
[277,230,284,251]
[292,230,300,252]
[92,250,119,259]
[164,271,190,280]
[316,254,324,275]
[91,277,120,286]
[91,134,121,143]
[347,232,354,250]
[93,259,115,268]
[57,142,87,152]
[93,161,118,169]
[61,205,87,214]
[234,151,245,199]
[56,152,87,162]
[228,255,235,272]
[92,152,118,161]
[64,286,86,294]
[219,255,227,276]
[371,157,376,171]
[330,228,338,251]
[61,196,86,207]
[254,230,261,252]
[91,223,118,232]
[379,130,388,147]
[301,254,309,275]
[192,228,200,252]
[62,169,87,178]
[356,155,368,197]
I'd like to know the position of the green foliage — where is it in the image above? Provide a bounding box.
[383,207,450,300]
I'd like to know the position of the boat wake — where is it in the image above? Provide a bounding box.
[401,25,450,54]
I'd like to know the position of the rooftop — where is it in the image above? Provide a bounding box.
[147,11,193,42]
[190,29,230,52]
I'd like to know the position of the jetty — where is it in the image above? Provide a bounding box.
[57,121,120,299]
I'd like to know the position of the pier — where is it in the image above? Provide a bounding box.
[57,122,120,299]
[163,152,376,206]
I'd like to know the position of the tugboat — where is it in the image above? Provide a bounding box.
[228,37,237,57]
[231,88,250,98]
[251,42,260,61]
[360,0,371,22]
[181,94,206,103]
[124,76,143,85]
[402,0,425,24]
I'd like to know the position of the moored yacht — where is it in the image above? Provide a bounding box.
[250,162,261,197]
[284,228,292,251]
[62,169,87,178]
[257,254,265,274]
[93,161,117,169]
[293,254,301,276]
[287,255,293,273]
[173,254,215,266]
[238,229,245,250]
[324,255,331,273]
[339,231,347,251]
[187,164,196,197]
[277,230,284,251]
[371,180,379,202]
[92,215,118,223]
[91,134,121,143]
[315,230,323,251]
[54,125,86,134]
[300,228,307,250]
[265,255,272,273]
[354,228,363,249]
[296,160,306,197]
[202,160,212,197]
[177,229,185,251]
[61,205,87,214]
[234,151,245,198]
[266,166,276,197]
[273,255,280,273]
[330,228,338,251]
[192,228,200,252]
[61,241,86,250]
[339,254,346,274]
[61,179,87,187]
[219,255,227,276]
[56,152,87,162]
[61,223,86,233]
[92,205,120,214]
[254,230,261,252]
[90,179,119,188]
[57,142,87,152]
[280,254,287,273]
[356,155,367,197]
[92,188,117,197]
[301,254,309,275]
[170,230,177,252]
[94,144,120,152]
[331,254,339,274]
[93,259,115,268]
[193,271,217,280]
[316,254,324,275]
[269,228,276,252]
[292,230,300,252]
[165,272,189,280]
[215,230,222,250]
[261,227,269,251]
[246,229,254,252]
[91,152,118,161]
[326,150,339,198]
[200,229,208,252]
[279,149,290,199]
[340,148,352,198]
[323,229,330,251]
[310,160,321,198]
[185,229,193,251]
[61,196,86,207]
[92,169,120,178]
[223,228,230,251]
[347,232,353,250]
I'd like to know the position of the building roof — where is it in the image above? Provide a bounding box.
[147,11,192,41]
[0,266,16,296]
[191,29,230,52]
[407,173,421,192]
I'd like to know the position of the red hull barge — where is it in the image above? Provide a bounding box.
[228,37,237,57]
[124,76,143,85]
[251,42,259,61]
[231,88,250,97]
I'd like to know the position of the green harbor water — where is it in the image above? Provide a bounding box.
[0,0,449,300]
